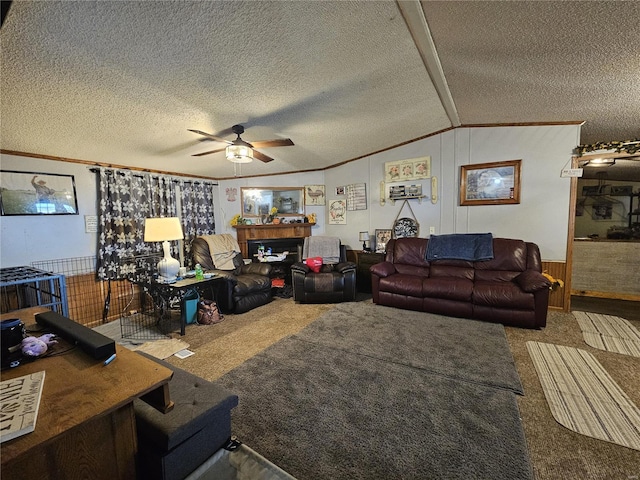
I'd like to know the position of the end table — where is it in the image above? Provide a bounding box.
[348,250,385,293]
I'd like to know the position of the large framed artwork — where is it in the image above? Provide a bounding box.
[0,171,79,215]
[459,159,521,206]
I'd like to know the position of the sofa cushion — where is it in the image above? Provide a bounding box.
[379,274,424,297]
[473,281,535,309]
[389,237,430,267]
[393,264,430,277]
[234,273,272,295]
[423,277,473,301]
[302,271,347,293]
[474,238,527,272]
[429,261,474,280]
[474,269,521,282]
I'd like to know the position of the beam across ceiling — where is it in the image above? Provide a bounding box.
[396,0,460,127]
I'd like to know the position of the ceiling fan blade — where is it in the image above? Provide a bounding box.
[252,150,274,163]
[192,147,226,157]
[249,138,294,148]
[188,129,232,145]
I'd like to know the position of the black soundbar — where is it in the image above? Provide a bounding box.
[36,311,116,360]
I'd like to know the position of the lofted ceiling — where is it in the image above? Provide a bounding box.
[1,1,638,180]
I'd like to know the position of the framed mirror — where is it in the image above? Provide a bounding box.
[241,187,305,218]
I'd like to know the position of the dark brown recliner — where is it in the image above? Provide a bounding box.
[191,237,272,314]
[290,237,357,303]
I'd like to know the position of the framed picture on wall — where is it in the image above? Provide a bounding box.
[460,159,521,206]
[374,229,392,253]
[0,170,79,215]
[305,185,325,205]
[592,202,613,220]
[384,157,431,182]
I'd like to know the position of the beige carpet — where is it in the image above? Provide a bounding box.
[164,297,335,381]
[574,311,640,358]
[527,341,640,452]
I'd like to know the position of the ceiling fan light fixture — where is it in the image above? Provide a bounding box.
[226,144,253,163]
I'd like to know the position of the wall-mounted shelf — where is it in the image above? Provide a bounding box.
[388,195,426,205]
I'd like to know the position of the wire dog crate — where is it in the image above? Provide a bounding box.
[2,255,179,339]
[0,266,68,316]
[29,256,144,329]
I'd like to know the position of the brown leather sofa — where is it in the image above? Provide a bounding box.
[370,237,551,328]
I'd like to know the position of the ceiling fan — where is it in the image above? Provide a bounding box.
[189,124,294,163]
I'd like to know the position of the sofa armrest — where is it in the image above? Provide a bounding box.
[514,269,551,293]
[291,262,310,274]
[370,261,396,278]
[240,262,272,276]
[208,269,238,285]
[335,261,356,274]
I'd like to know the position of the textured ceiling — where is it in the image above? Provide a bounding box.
[1,1,638,179]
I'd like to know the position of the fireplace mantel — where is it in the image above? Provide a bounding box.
[233,223,315,258]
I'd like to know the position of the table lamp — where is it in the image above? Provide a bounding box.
[144,217,184,282]
[359,231,370,252]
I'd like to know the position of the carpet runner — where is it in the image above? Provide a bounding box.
[527,341,640,451]
[573,311,640,358]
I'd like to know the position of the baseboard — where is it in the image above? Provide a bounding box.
[571,290,640,302]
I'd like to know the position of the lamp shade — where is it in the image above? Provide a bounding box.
[226,144,253,163]
[144,217,183,282]
[144,217,184,242]
[359,232,370,242]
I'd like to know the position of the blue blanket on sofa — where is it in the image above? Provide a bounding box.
[426,233,494,262]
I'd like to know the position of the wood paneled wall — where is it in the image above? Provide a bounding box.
[65,275,143,327]
[542,261,567,310]
[2,275,142,327]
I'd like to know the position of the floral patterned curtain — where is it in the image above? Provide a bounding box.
[179,179,215,268]
[96,168,177,280]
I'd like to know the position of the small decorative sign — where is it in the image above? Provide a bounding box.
[328,199,346,224]
[346,183,367,210]
[84,215,98,233]
[305,185,326,205]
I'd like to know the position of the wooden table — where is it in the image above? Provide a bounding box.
[1,307,174,479]
[347,250,385,293]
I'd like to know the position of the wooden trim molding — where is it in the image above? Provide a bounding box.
[571,290,640,302]
[542,261,567,310]
[232,223,315,258]
[2,123,577,181]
